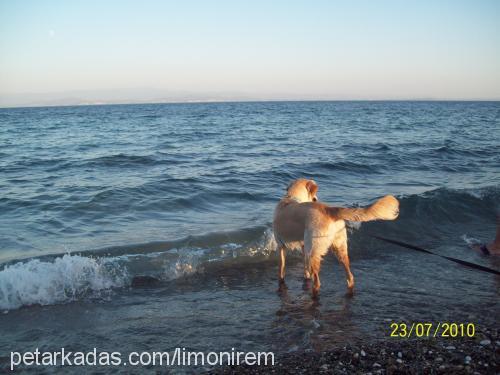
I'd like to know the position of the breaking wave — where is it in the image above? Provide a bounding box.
[0,229,277,311]
[1,185,498,311]
[0,255,128,310]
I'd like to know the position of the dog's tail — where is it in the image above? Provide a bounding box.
[325,195,399,222]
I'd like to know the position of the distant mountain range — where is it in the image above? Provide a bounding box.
[0,89,265,108]
[0,88,497,108]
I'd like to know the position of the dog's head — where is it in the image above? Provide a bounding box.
[285,179,318,203]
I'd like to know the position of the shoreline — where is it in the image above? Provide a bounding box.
[217,327,498,374]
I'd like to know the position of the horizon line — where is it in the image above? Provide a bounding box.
[2,98,500,110]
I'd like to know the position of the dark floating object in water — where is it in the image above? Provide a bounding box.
[131,275,161,287]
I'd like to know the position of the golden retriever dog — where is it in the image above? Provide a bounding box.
[273,178,399,297]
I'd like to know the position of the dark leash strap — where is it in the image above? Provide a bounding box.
[369,234,500,276]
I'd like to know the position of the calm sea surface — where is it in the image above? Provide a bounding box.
[0,101,499,372]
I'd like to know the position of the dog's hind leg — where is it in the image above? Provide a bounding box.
[302,244,311,280]
[306,230,330,298]
[278,246,286,284]
[332,235,354,295]
[310,252,321,298]
[338,249,354,295]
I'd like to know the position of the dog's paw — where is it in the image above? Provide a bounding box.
[277,280,288,295]
[312,289,320,300]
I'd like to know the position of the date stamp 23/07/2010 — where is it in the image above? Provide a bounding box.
[389,322,476,338]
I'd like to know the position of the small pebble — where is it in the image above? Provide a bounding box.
[320,364,329,370]
[361,349,366,357]
[397,352,402,358]
[445,345,456,350]
[465,355,472,363]
[479,339,491,346]
[373,363,381,368]
[396,358,403,364]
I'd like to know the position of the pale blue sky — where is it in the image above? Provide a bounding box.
[1,0,499,106]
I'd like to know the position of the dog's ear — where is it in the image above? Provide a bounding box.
[306,180,318,195]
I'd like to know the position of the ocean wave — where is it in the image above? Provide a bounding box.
[0,229,277,311]
[398,186,500,219]
[85,153,160,168]
[333,185,497,237]
[283,160,382,175]
[314,160,382,173]
[350,185,500,253]
[2,152,187,175]
[0,254,128,310]
[61,185,269,216]
[423,144,499,159]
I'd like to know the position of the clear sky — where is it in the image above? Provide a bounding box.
[1,0,499,106]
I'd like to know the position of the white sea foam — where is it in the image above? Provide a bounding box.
[0,254,128,310]
[461,234,481,246]
[163,248,206,280]
[463,188,489,200]
[242,228,277,257]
